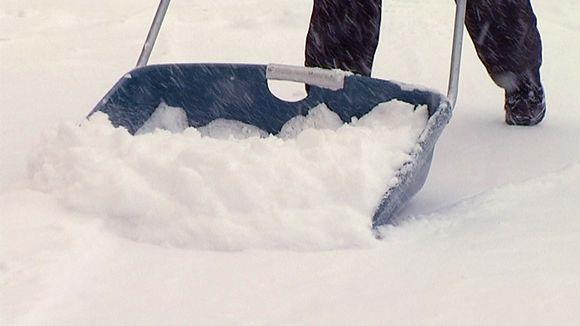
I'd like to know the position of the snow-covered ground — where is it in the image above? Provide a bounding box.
[1,0,579,325]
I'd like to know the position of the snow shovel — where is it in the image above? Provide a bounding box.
[88,0,467,229]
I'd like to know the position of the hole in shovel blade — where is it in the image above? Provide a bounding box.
[267,80,308,103]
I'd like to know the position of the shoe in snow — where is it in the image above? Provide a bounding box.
[505,85,546,126]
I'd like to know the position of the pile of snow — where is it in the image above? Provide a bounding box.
[197,119,269,139]
[136,103,190,135]
[29,101,428,250]
[136,101,349,139]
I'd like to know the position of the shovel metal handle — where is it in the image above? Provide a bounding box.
[266,64,348,91]
[447,0,467,107]
[136,0,171,68]
[135,0,465,106]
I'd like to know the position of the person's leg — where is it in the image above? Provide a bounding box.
[305,0,382,77]
[464,0,545,125]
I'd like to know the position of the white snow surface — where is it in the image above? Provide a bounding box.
[29,101,426,251]
[2,0,580,325]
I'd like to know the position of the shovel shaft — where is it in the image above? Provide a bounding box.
[447,0,467,108]
[136,0,171,68]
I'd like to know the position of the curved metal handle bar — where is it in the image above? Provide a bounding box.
[266,64,348,91]
[447,0,467,108]
[136,0,171,68]
[135,0,465,105]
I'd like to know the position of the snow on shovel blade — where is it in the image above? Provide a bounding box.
[89,63,453,228]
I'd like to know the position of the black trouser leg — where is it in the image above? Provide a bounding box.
[305,0,543,93]
[464,0,543,92]
[305,0,382,76]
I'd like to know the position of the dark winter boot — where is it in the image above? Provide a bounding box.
[504,85,546,126]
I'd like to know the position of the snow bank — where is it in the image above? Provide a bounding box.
[29,101,427,250]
